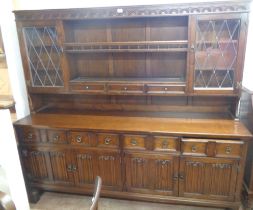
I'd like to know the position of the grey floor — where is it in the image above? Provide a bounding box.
[30,192,225,210]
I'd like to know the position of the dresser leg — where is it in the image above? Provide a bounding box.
[28,188,43,203]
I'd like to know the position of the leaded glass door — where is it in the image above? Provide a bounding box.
[193,15,242,93]
[22,25,64,88]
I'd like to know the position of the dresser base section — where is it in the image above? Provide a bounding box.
[29,183,241,210]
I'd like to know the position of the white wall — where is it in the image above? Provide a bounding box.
[12,0,253,91]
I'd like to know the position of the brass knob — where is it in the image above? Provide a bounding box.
[27,133,33,139]
[124,87,128,91]
[191,145,197,152]
[164,87,168,91]
[131,139,137,146]
[67,164,72,172]
[162,141,168,149]
[225,146,232,154]
[85,86,89,90]
[76,135,82,143]
[53,135,59,141]
[104,137,111,145]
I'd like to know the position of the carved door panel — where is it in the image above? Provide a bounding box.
[179,156,239,201]
[49,149,74,185]
[20,147,51,183]
[73,149,96,189]
[124,152,178,195]
[96,150,122,191]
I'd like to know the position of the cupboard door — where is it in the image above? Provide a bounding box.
[124,153,178,195]
[73,149,96,188]
[96,150,122,191]
[179,156,239,201]
[49,149,74,185]
[19,21,64,90]
[20,148,51,183]
[193,14,246,94]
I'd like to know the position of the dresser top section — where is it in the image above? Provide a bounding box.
[14,113,252,140]
[13,1,251,21]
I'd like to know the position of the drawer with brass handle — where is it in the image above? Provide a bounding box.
[69,131,94,146]
[97,133,119,148]
[153,136,179,152]
[215,140,243,158]
[22,127,40,143]
[123,135,146,150]
[47,130,67,144]
[181,139,208,156]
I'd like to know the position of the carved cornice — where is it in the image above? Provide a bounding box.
[14,1,250,21]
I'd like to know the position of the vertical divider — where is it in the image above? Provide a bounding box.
[56,20,70,91]
[187,15,196,95]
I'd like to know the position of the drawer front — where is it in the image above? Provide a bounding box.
[123,135,146,150]
[181,139,208,156]
[22,127,40,143]
[97,133,119,148]
[146,84,185,94]
[70,83,105,93]
[69,131,94,146]
[108,84,144,94]
[215,140,243,158]
[47,130,67,144]
[153,136,179,152]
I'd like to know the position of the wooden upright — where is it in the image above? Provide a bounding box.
[13,2,252,210]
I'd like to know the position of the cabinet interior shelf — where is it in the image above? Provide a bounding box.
[64,40,188,53]
[70,77,186,84]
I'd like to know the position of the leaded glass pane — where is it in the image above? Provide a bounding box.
[23,27,63,87]
[194,19,240,89]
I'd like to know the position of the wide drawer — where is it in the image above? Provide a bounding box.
[107,84,144,94]
[123,134,146,150]
[146,84,185,94]
[69,131,95,146]
[47,130,68,144]
[70,83,105,93]
[153,136,179,152]
[97,133,119,148]
[215,140,243,158]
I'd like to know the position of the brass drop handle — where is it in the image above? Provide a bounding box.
[67,164,72,172]
[124,87,128,91]
[85,86,89,90]
[173,174,178,180]
[164,87,168,91]
[191,145,197,152]
[53,135,59,141]
[72,164,77,171]
[104,137,111,145]
[179,174,184,180]
[27,133,33,139]
[162,141,168,149]
[131,139,137,146]
[76,135,82,143]
[225,146,232,154]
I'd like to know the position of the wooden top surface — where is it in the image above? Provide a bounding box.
[14,113,252,140]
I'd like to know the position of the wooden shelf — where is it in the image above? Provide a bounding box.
[64,41,188,53]
[69,77,186,84]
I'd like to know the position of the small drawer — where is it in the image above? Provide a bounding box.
[97,133,119,148]
[47,130,67,144]
[107,84,144,94]
[215,140,243,158]
[181,139,208,156]
[70,83,105,93]
[146,84,185,94]
[153,136,178,152]
[123,135,146,150]
[69,131,94,146]
[22,127,40,143]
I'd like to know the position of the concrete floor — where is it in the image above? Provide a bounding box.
[30,192,225,210]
